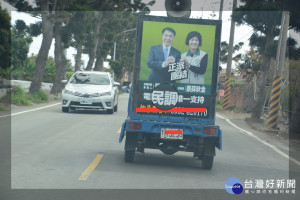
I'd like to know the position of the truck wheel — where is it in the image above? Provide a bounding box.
[202,156,214,170]
[125,150,135,163]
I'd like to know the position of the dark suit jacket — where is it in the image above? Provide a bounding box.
[147,45,181,82]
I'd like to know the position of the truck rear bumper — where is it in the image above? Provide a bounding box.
[119,119,222,150]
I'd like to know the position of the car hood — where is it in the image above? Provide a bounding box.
[66,84,111,93]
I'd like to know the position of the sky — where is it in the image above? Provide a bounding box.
[3,0,300,69]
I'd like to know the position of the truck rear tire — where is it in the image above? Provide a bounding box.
[125,150,135,162]
[202,155,214,170]
[124,132,136,163]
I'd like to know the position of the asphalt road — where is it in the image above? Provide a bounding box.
[1,93,299,199]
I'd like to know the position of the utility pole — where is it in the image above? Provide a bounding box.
[268,11,290,130]
[219,0,224,20]
[112,28,136,79]
[113,28,136,61]
[223,0,237,110]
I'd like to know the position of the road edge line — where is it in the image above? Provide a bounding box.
[216,113,300,166]
[0,103,61,118]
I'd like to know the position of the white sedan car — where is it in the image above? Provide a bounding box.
[61,71,120,114]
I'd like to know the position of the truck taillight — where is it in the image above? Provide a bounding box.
[203,128,216,135]
[129,123,141,130]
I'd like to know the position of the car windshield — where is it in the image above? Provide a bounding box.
[69,73,110,85]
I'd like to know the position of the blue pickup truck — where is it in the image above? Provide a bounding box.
[119,15,222,170]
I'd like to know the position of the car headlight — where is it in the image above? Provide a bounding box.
[100,91,111,96]
[63,89,74,95]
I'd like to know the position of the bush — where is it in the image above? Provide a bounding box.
[66,71,75,80]
[216,100,223,110]
[43,57,56,83]
[11,86,31,105]
[11,86,49,105]
[216,104,223,110]
[217,100,223,105]
[29,90,48,103]
[232,107,242,113]
[230,82,244,88]
[0,106,6,111]
[0,66,11,80]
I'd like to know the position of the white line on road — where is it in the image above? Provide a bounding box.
[0,103,61,118]
[216,113,300,166]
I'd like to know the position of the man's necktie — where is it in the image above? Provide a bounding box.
[164,48,168,61]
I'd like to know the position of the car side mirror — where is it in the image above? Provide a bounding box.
[114,82,120,87]
[61,80,68,84]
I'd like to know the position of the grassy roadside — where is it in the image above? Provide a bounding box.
[216,100,243,113]
[11,86,49,105]
[0,86,58,111]
[0,106,6,111]
[216,100,223,111]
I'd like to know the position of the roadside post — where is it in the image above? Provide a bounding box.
[268,11,290,130]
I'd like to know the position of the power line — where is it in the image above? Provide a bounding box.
[234,30,253,43]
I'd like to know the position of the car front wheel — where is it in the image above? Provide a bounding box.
[107,101,114,114]
[114,103,118,112]
[62,107,69,113]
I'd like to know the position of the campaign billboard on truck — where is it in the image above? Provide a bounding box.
[130,15,221,122]
[120,15,222,167]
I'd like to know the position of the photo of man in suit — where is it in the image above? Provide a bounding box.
[147,27,181,83]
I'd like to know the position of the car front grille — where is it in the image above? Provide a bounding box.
[70,101,103,107]
[73,92,99,98]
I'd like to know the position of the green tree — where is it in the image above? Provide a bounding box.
[11,20,33,80]
[26,0,57,92]
[64,11,96,71]
[92,11,137,77]
[288,38,300,60]
[9,0,73,94]
[80,0,155,71]
[289,60,300,134]
[8,0,70,94]
[111,11,137,78]
[235,48,262,80]
[0,6,11,71]
[109,60,122,79]
[6,0,156,91]
[232,0,282,121]
[219,41,244,65]
[50,0,74,94]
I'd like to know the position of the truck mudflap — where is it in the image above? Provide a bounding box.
[119,122,126,143]
[217,129,222,150]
